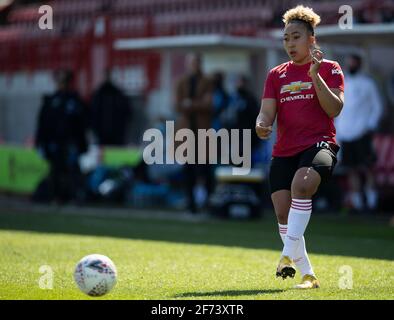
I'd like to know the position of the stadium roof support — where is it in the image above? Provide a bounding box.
[114,34,281,52]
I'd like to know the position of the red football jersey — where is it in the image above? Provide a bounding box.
[262,59,344,157]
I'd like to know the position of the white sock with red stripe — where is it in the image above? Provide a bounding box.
[282,199,312,260]
[278,224,315,276]
[295,237,315,276]
[278,224,287,243]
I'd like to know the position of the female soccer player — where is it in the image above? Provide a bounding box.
[255,5,344,289]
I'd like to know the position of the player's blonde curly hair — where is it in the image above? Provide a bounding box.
[282,5,321,31]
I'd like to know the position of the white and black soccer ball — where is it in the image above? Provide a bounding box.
[74,254,117,297]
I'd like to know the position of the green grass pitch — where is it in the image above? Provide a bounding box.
[0,209,393,300]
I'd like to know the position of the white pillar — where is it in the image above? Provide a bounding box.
[266,48,279,72]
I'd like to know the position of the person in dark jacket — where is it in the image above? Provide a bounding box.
[35,70,88,203]
[90,71,131,146]
[221,75,261,161]
[211,71,229,131]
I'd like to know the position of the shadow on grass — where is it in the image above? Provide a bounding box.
[174,289,285,298]
[0,207,393,260]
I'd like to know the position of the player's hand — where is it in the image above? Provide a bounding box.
[308,49,323,77]
[255,122,273,140]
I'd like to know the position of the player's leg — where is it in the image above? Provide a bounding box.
[269,156,296,227]
[269,157,299,279]
[287,167,321,287]
[276,167,320,279]
[271,190,292,254]
[272,187,317,279]
[278,144,338,287]
[271,190,291,225]
[272,190,315,280]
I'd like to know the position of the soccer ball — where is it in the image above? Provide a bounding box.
[74,254,117,297]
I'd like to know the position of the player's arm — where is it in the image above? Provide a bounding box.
[309,50,344,118]
[255,98,277,140]
[311,73,344,118]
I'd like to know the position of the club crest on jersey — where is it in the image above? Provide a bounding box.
[332,68,342,75]
[280,81,312,94]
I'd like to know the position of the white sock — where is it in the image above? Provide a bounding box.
[293,236,315,276]
[278,223,314,276]
[282,199,312,260]
[278,223,287,243]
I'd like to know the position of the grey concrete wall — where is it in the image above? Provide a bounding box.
[0,72,55,144]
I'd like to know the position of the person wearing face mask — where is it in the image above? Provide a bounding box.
[335,54,383,213]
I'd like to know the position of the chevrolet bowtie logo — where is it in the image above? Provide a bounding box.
[280,81,312,94]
